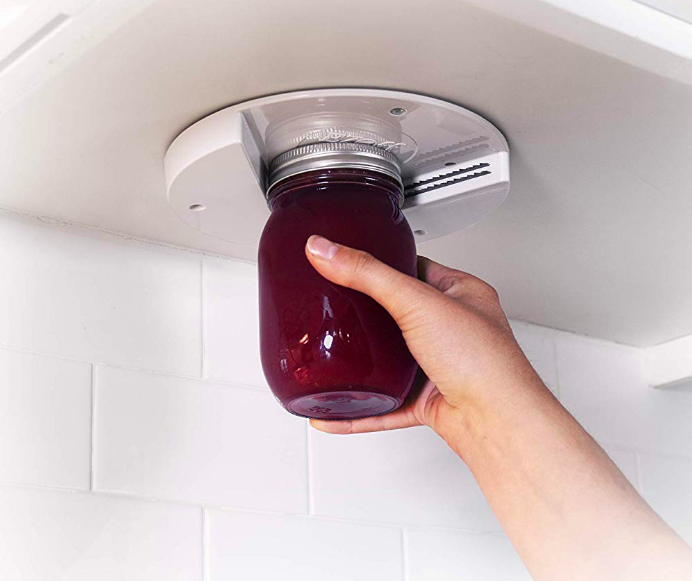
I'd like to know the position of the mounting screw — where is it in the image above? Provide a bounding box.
[389,107,407,116]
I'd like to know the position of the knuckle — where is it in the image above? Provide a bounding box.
[443,272,467,289]
[468,277,499,298]
[482,282,500,300]
[445,274,500,304]
[350,250,373,277]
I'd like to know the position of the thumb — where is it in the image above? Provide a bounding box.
[305,234,435,324]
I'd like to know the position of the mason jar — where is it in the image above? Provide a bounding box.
[258,142,418,419]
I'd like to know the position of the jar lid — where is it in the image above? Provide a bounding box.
[267,142,403,196]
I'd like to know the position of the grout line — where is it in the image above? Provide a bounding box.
[0,479,87,495]
[0,343,99,367]
[305,420,313,515]
[89,364,96,491]
[202,508,210,581]
[291,511,506,535]
[0,343,202,380]
[200,261,206,380]
[0,477,508,535]
[0,343,269,392]
[600,443,692,464]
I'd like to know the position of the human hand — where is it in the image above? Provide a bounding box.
[305,236,692,581]
[305,234,546,438]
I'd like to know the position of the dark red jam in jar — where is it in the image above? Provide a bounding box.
[258,143,418,420]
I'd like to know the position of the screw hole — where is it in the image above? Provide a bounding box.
[414,229,428,236]
[389,107,407,116]
[189,204,206,212]
[444,162,456,167]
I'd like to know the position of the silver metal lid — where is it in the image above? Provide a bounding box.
[266,142,403,196]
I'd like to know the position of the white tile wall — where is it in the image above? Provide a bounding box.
[0,348,91,489]
[0,484,202,581]
[405,528,531,581]
[309,426,501,531]
[638,452,692,545]
[1,214,691,579]
[601,444,639,489]
[93,366,307,513]
[207,510,402,581]
[511,320,558,393]
[556,334,692,457]
[203,259,265,388]
[0,216,202,376]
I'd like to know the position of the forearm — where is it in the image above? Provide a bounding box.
[438,368,692,581]
[303,241,692,577]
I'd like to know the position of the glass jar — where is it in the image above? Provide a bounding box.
[258,143,418,420]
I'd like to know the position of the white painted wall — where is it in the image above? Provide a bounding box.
[0,212,690,580]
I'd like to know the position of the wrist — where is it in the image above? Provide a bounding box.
[432,368,556,459]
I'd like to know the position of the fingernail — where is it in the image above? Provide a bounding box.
[307,235,338,260]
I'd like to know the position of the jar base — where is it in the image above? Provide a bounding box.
[285,390,401,420]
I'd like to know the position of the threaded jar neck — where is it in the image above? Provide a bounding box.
[266,142,403,198]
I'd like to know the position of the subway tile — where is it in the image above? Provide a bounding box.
[0,484,202,581]
[203,259,265,388]
[638,452,692,545]
[510,320,558,393]
[556,335,692,457]
[0,348,91,489]
[601,444,639,490]
[309,426,500,531]
[0,217,201,376]
[405,528,531,581]
[94,366,307,513]
[207,510,402,581]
